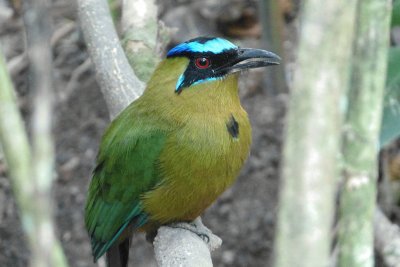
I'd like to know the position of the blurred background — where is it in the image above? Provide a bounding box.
[0,0,399,266]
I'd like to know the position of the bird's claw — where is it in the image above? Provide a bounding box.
[167,221,211,244]
[198,233,210,243]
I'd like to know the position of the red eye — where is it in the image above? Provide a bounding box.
[195,57,211,69]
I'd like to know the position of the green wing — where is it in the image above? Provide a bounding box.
[85,105,167,261]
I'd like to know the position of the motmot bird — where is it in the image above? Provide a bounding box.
[85,37,280,266]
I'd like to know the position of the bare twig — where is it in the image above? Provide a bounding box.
[59,57,92,103]
[78,0,144,119]
[50,21,76,45]
[7,21,76,77]
[7,52,27,77]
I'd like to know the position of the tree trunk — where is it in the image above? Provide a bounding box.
[338,1,392,266]
[274,0,358,266]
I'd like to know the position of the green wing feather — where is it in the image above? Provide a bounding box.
[84,102,167,261]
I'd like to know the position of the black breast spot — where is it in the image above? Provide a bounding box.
[226,115,239,139]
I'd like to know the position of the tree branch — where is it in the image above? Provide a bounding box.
[78,0,144,119]
[154,218,222,267]
[121,0,162,82]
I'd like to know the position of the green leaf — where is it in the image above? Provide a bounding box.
[380,47,400,147]
[392,0,400,26]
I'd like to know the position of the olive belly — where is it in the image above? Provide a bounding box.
[141,113,251,225]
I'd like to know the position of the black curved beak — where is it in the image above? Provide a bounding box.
[216,48,281,74]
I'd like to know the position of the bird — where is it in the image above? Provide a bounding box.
[85,36,280,267]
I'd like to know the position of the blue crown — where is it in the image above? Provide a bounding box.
[167,37,237,57]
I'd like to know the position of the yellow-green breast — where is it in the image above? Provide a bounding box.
[139,58,252,224]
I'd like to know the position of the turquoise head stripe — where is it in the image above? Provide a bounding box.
[167,38,237,57]
[176,74,185,91]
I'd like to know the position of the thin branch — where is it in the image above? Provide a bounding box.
[274,0,358,266]
[154,218,222,267]
[77,0,144,119]
[7,52,26,77]
[7,21,75,77]
[59,57,92,103]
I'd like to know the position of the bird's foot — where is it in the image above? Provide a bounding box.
[167,218,211,243]
[154,217,222,252]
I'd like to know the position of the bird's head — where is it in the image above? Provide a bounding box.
[165,37,281,94]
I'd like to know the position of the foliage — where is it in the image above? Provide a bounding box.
[379,0,400,147]
[380,47,400,147]
[391,0,400,26]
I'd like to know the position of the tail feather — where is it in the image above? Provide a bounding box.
[91,213,149,262]
[106,238,130,267]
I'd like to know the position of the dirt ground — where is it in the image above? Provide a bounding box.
[2,0,395,267]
